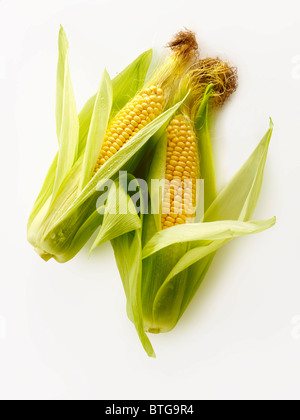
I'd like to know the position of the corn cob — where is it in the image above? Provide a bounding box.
[161,58,237,229]
[94,86,165,172]
[94,30,199,174]
[161,115,199,228]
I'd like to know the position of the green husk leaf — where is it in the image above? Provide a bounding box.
[27,155,58,230]
[164,228,266,284]
[77,49,153,157]
[52,26,79,201]
[204,119,274,222]
[142,218,276,259]
[150,216,275,331]
[109,175,146,295]
[141,243,188,333]
[56,25,68,143]
[101,176,155,356]
[30,156,83,254]
[90,176,141,250]
[111,229,155,358]
[179,254,214,318]
[62,207,105,262]
[195,85,217,212]
[79,68,113,192]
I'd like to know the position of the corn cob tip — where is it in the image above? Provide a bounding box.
[190,58,238,108]
[167,29,199,60]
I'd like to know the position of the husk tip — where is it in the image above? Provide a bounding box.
[34,247,53,262]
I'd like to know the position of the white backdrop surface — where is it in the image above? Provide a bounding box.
[0,0,299,400]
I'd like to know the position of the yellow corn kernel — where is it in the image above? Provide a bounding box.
[94,87,165,173]
[161,115,200,229]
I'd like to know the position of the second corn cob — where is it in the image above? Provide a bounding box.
[162,115,200,228]
[161,58,238,229]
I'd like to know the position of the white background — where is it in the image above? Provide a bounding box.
[0,0,299,400]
